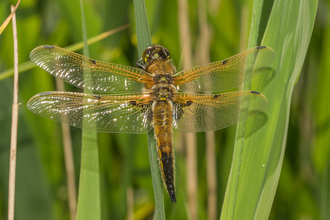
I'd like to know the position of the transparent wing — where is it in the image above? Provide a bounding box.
[30,46,153,92]
[27,91,153,133]
[173,46,275,92]
[173,90,268,133]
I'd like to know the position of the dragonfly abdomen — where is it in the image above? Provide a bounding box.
[153,100,176,203]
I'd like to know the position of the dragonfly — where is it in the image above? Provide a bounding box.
[27,44,275,203]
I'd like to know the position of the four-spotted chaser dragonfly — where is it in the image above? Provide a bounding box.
[27,44,275,203]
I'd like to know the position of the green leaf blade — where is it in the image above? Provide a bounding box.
[133,0,165,219]
[76,0,101,219]
[221,0,318,219]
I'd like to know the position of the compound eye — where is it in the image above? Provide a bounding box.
[142,46,153,63]
[163,48,170,58]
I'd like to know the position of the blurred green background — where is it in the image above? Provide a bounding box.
[0,0,327,219]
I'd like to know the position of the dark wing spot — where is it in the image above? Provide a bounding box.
[39,92,52,96]
[43,45,55,49]
[214,94,220,99]
[257,46,266,50]
[90,59,96,65]
[186,101,193,106]
[129,101,137,106]
[251,91,260,94]
[93,94,101,99]
[222,59,228,65]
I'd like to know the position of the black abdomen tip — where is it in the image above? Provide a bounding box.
[169,191,177,203]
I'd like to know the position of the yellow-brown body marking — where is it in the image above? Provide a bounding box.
[144,50,177,202]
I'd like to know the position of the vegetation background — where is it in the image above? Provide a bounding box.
[0,0,327,219]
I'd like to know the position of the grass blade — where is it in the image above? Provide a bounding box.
[221,0,265,218]
[0,0,20,35]
[76,0,100,219]
[134,0,152,53]
[8,5,19,220]
[133,0,165,219]
[221,0,318,219]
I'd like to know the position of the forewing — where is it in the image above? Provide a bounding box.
[173,91,268,133]
[30,46,153,92]
[27,91,153,133]
[173,46,275,92]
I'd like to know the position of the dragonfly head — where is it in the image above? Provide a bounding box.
[142,45,170,64]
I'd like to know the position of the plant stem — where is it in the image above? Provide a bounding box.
[8,5,19,220]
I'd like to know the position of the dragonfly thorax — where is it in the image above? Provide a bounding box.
[153,73,173,83]
[150,68,177,101]
[152,83,177,101]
